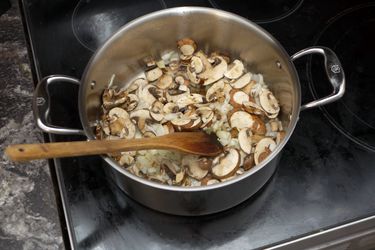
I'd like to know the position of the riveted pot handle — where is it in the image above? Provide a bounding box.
[291,46,345,111]
[33,75,85,135]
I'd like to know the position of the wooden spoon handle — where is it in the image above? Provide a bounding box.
[5,137,171,162]
[5,132,223,162]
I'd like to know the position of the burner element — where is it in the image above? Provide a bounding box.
[72,0,165,51]
[309,4,375,151]
[208,0,303,23]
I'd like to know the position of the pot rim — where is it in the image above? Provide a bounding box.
[78,6,301,192]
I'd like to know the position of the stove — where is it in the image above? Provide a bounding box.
[19,0,375,249]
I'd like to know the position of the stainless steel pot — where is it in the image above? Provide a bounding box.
[33,7,345,215]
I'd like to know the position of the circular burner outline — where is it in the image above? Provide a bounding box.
[307,3,375,152]
[208,0,304,24]
[71,0,167,52]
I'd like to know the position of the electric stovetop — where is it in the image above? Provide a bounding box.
[20,0,375,249]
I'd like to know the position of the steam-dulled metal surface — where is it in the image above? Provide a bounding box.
[20,0,375,249]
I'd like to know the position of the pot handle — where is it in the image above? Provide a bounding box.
[33,75,85,135]
[291,46,345,111]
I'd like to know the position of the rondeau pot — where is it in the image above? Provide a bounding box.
[33,7,345,215]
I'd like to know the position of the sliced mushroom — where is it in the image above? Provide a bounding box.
[166,89,189,103]
[163,102,179,114]
[178,84,190,92]
[229,90,250,108]
[175,170,186,184]
[276,131,286,144]
[229,111,255,130]
[238,128,252,154]
[108,107,129,119]
[206,179,220,185]
[190,56,204,74]
[224,59,244,79]
[201,56,228,86]
[149,101,164,122]
[241,80,257,95]
[216,130,232,146]
[206,80,224,102]
[251,115,266,135]
[164,112,183,121]
[171,117,193,130]
[183,105,198,118]
[230,72,252,89]
[129,109,151,120]
[101,120,111,136]
[176,94,204,109]
[163,122,175,134]
[230,128,239,138]
[265,112,279,119]
[102,89,128,109]
[197,157,213,171]
[196,107,214,128]
[182,155,208,180]
[130,109,152,132]
[157,74,173,89]
[174,75,188,86]
[161,160,177,180]
[243,154,255,171]
[138,85,157,107]
[254,138,277,165]
[124,79,145,94]
[177,38,197,56]
[251,134,266,145]
[108,118,124,136]
[196,51,213,75]
[201,175,220,186]
[146,67,163,82]
[145,122,166,136]
[242,101,265,116]
[169,58,180,71]
[211,148,240,179]
[123,94,138,112]
[187,65,200,84]
[143,131,156,137]
[148,85,165,103]
[259,89,280,115]
[270,120,279,132]
[110,117,136,139]
[182,117,202,131]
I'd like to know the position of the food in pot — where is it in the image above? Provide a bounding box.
[95,38,285,187]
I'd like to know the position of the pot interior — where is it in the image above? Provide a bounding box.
[80,7,300,165]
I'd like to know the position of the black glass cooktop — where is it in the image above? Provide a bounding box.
[20,0,375,249]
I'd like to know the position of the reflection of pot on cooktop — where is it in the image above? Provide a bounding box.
[72,0,304,51]
[107,173,275,249]
[309,4,375,152]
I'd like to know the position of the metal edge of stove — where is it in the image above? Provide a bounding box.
[17,1,375,249]
[266,215,375,249]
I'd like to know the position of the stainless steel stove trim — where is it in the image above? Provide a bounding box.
[266,215,375,249]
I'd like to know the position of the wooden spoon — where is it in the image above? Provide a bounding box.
[5,132,223,162]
